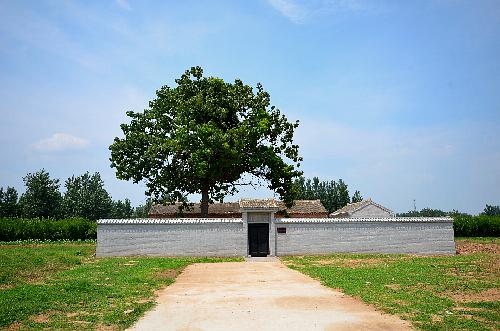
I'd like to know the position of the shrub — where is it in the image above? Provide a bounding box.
[0,217,96,241]
[453,215,500,237]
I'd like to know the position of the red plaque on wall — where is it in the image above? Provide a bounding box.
[277,227,286,234]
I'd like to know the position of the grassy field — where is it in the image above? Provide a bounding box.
[282,237,500,331]
[1,239,498,330]
[0,243,241,330]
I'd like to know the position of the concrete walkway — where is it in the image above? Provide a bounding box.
[129,259,413,331]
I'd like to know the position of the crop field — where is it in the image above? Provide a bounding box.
[282,237,499,331]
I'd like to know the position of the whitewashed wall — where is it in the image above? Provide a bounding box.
[274,218,455,255]
[96,217,455,257]
[96,219,246,257]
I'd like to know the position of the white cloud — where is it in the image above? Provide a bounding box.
[33,133,89,152]
[115,0,131,11]
[267,0,369,23]
[267,0,307,23]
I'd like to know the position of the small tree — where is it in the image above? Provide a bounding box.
[482,204,500,216]
[111,199,134,218]
[397,208,449,217]
[351,190,363,203]
[110,67,302,217]
[336,179,350,209]
[293,176,359,213]
[0,186,21,217]
[62,172,113,220]
[134,199,153,218]
[20,169,62,219]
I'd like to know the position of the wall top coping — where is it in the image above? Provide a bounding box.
[97,216,453,225]
[274,217,453,223]
[97,218,243,225]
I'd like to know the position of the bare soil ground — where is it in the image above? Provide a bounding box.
[449,288,500,302]
[129,259,413,331]
[456,241,500,255]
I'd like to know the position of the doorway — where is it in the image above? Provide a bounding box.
[248,223,269,257]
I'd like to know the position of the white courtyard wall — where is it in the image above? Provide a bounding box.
[96,219,246,257]
[96,217,455,257]
[274,218,455,255]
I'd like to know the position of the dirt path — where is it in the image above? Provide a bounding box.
[129,258,413,331]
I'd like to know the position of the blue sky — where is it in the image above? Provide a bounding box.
[0,0,499,214]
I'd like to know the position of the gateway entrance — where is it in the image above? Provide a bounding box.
[248,223,269,257]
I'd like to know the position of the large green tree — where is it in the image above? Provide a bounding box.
[62,172,113,220]
[20,169,62,219]
[110,67,302,217]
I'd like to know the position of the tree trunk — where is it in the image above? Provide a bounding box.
[201,186,209,218]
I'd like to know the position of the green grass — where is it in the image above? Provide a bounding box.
[2,239,498,330]
[0,243,241,330]
[0,239,96,245]
[282,238,499,331]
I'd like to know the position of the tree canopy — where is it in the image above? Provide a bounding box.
[0,186,20,217]
[351,190,363,203]
[110,199,134,219]
[482,204,500,216]
[109,67,302,217]
[19,169,62,219]
[62,172,113,220]
[292,176,358,213]
[396,208,470,217]
[0,170,155,219]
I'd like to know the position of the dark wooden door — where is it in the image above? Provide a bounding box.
[248,223,269,257]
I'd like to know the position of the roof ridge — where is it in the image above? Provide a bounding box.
[330,199,374,216]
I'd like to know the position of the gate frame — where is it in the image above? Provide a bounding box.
[241,205,278,257]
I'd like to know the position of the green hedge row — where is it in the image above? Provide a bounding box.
[0,218,96,241]
[453,215,500,237]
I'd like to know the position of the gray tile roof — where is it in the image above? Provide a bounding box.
[148,199,327,217]
[239,199,278,209]
[149,202,241,216]
[277,200,327,214]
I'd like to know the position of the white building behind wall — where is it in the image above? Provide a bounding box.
[329,199,394,218]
